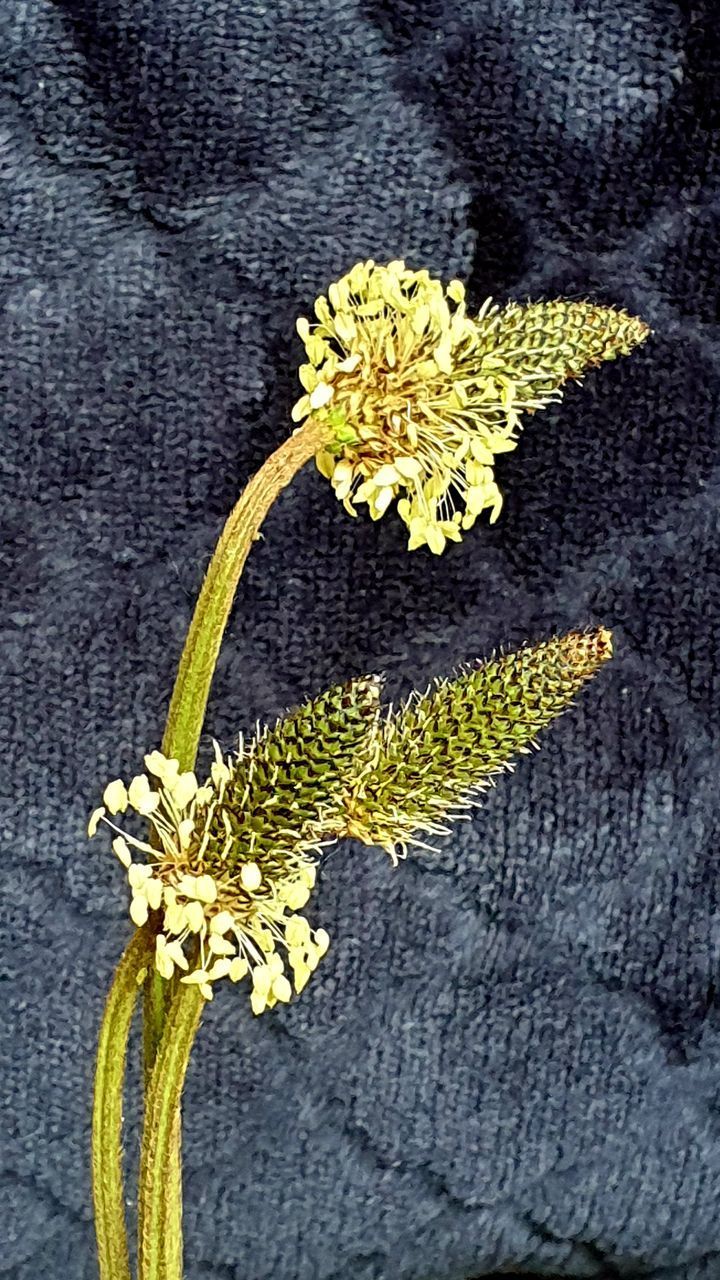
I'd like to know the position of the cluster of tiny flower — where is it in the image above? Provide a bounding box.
[292,259,517,554]
[88,749,329,1012]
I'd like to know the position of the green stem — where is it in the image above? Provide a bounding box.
[162,1111,183,1280]
[137,986,204,1280]
[161,419,327,772]
[143,960,169,1085]
[92,927,153,1280]
[144,417,325,1069]
[139,417,326,1279]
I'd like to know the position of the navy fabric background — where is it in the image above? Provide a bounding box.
[2,2,720,1277]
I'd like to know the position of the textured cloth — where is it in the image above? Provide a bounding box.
[2,2,719,1278]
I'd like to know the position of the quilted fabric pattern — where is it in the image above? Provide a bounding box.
[2,2,719,1277]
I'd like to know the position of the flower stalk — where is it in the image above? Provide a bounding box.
[162,417,328,775]
[142,416,326,1279]
[92,418,326,1280]
[92,926,153,1280]
[137,983,204,1280]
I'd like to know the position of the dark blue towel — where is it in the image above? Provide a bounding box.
[2,2,719,1277]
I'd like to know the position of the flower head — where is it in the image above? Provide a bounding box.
[293,260,649,553]
[88,677,380,1012]
[89,632,613,1005]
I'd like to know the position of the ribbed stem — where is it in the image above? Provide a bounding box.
[143,963,169,1084]
[92,927,153,1280]
[137,985,204,1280]
[144,417,325,1067]
[139,418,326,1279]
[161,419,327,773]
[143,972,174,1280]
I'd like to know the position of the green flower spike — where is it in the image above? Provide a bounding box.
[471,298,650,406]
[339,627,613,859]
[89,631,611,1010]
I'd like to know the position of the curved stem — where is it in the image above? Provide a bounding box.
[143,969,174,1280]
[162,419,327,772]
[140,418,326,1278]
[142,422,325,1077]
[137,985,204,1280]
[92,927,153,1280]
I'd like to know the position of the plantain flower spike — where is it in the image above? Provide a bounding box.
[88,677,381,1013]
[337,627,613,859]
[293,260,649,553]
[89,630,612,1008]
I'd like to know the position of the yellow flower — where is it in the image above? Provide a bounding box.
[293,259,649,553]
[87,675,381,1011]
[88,747,329,1012]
